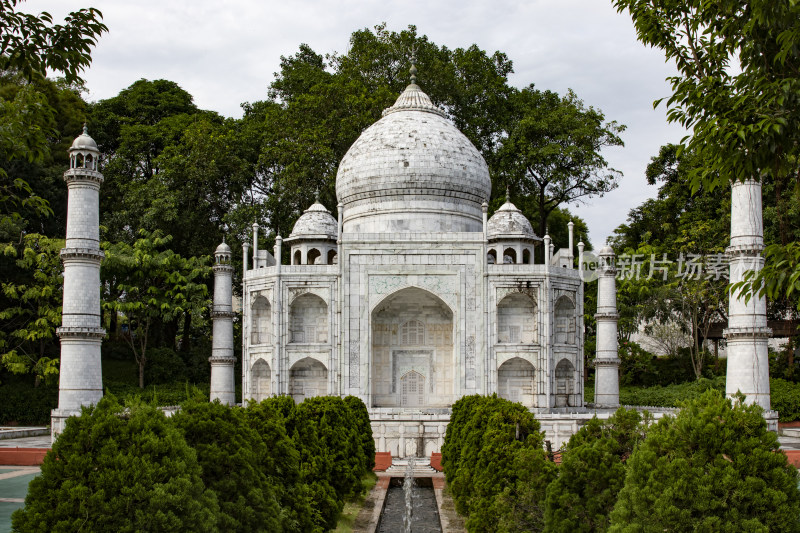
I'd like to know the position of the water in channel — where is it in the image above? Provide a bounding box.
[377,459,442,533]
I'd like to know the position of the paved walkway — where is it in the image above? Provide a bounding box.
[0,436,51,449]
[0,466,39,533]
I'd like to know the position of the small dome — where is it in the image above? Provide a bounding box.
[70,125,99,152]
[599,245,614,256]
[487,201,538,241]
[287,202,338,241]
[215,241,232,255]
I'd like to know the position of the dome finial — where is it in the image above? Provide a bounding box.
[314,188,320,203]
[505,185,510,204]
[82,122,88,135]
[409,46,418,85]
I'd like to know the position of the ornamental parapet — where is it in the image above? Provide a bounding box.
[63,168,104,184]
[61,248,104,261]
[723,326,772,339]
[57,326,106,338]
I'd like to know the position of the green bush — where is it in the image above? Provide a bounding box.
[609,390,800,532]
[245,399,320,533]
[171,399,282,532]
[344,395,376,471]
[295,396,369,500]
[106,381,211,406]
[12,396,219,532]
[442,395,555,532]
[544,408,649,533]
[618,376,725,407]
[144,347,188,385]
[280,396,342,531]
[0,376,56,425]
[770,378,800,422]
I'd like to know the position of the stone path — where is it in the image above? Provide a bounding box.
[0,436,51,449]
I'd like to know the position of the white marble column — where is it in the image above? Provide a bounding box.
[594,246,620,407]
[52,126,105,440]
[209,241,236,405]
[725,180,771,411]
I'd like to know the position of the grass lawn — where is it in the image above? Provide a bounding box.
[334,472,378,533]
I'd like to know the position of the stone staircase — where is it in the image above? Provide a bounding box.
[779,427,800,450]
[384,459,439,476]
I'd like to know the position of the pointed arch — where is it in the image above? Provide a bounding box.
[370,286,454,408]
[555,296,577,344]
[251,358,271,401]
[497,292,537,344]
[250,296,271,345]
[307,248,321,265]
[555,358,576,407]
[289,293,328,343]
[289,357,327,403]
[497,357,535,406]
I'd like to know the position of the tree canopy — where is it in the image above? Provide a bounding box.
[614,0,800,306]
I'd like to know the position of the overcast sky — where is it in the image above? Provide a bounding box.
[31,0,687,249]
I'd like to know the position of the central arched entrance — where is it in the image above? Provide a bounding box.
[371,287,454,408]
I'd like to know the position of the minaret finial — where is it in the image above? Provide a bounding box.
[410,46,418,85]
[505,185,510,204]
[314,188,320,203]
[82,122,88,135]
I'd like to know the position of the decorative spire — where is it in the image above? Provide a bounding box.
[409,46,418,85]
[82,122,88,135]
[505,185,510,204]
[314,188,320,203]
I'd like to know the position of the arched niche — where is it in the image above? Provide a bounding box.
[555,358,576,407]
[251,358,271,401]
[370,287,454,408]
[250,296,272,345]
[307,248,321,265]
[400,370,425,407]
[497,292,537,344]
[522,248,531,264]
[293,250,301,265]
[503,248,517,264]
[487,249,497,264]
[289,293,328,343]
[289,357,327,403]
[554,296,577,344]
[327,249,338,264]
[497,357,535,407]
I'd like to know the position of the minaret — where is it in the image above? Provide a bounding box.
[725,180,771,411]
[210,239,236,404]
[594,245,620,407]
[52,125,105,439]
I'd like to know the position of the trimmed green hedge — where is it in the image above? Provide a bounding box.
[13,394,374,533]
[442,395,556,531]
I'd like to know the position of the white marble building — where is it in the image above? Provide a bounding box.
[241,79,586,456]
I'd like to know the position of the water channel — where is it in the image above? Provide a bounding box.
[376,460,442,533]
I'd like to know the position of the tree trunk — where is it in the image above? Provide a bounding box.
[139,356,145,389]
[181,309,192,353]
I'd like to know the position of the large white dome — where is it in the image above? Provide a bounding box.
[336,83,491,233]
